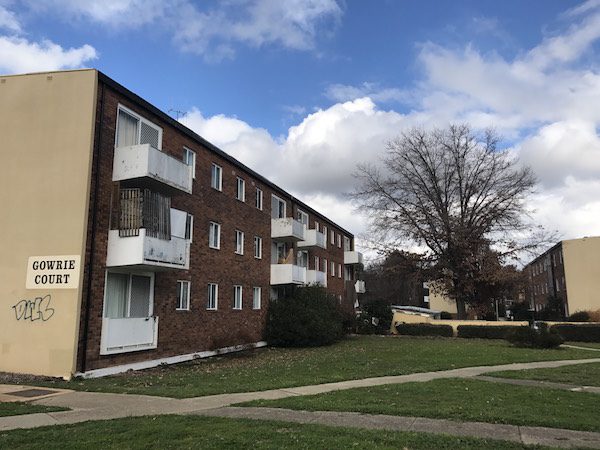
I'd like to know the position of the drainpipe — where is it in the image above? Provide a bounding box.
[80,81,105,374]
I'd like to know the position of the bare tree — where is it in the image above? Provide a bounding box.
[353,124,550,318]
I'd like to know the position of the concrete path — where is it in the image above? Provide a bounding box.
[196,406,600,449]
[1,356,600,447]
[475,375,600,394]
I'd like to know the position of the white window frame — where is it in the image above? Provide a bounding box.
[235,230,245,255]
[176,280,191,311]
[330,261,335,276]
[254,236,262,259]
[323,258,328,276]
[314,256,320,272]
[256,188,263,210]
[338,263,342,278]
[315,221,320,232]
[115,104,163,150]
[236,177,246,202]
[233,285,243,310]
[209,222,221,249]
[272,194,286,219]
[344,236,351,251]
[330,229,335,244]
[211,163,223,191]
[323,226,327,247]
[102,271,155,319]
[253,286,262,310]
[185,214,194,242]
[207,283,218,310]
[183,147,196,179]
[337,234,342,248]
[297,209,309,226]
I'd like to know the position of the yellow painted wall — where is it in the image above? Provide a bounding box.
[390,311,529,335]
[428,287,457,315]
[563,236,600,314]
[0,70,97,378]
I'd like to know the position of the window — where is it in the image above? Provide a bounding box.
[253,287,261,309]
[233,285,243,310]
[183,147,196,179]
[297,209,309,226]
[344,266,352,281]
[209,222,221,249]
[271,195,286,219]
[104,272,154,319]
[211,163,222,191]
[338,263,342,278]
[314,256,320,272]
[235,230,244,255]
[207,283,218,310]
[236,177,245,202]
[297,251,308,268]
[330,230,335,244]
[254,236,262,259]
[344,236,351,251]
[256,188,263,210]
[176,281,190,310]
[337,234,342,248]
[330,261,335,276]
[315,221,320,232]
[116,105,162,149]
[323,226,327,247]
[185,214,193,242]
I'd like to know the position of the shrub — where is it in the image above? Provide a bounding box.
[360,298,393,334]
[266,285,344,347]
[457,325,525,340]
[550,324,600,342]
[510,301,532,321]
[506,324,564,349]
[440,311,453,320]
[395,323,453,337]
[568,311,590,323]
[588,309,600,322]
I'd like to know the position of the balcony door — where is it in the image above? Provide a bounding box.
[104,272,154,319]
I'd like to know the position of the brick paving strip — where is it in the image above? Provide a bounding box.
[1,356,600,448]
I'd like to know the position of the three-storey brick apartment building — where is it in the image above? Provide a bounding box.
[523,236,600,317]
[0,69,365,379]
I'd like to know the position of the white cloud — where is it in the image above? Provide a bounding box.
[325,82,409,103]
[23,0,342,61]
[0,36,97,73]
[0,4,20,32]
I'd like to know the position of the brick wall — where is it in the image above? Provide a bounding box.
[77,79,357,372]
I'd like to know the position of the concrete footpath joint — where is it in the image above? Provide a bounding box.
[1,357,600,448]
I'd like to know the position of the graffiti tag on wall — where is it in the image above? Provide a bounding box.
[12,294,55,322]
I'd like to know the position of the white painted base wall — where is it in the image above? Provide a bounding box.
[76,341,268,379]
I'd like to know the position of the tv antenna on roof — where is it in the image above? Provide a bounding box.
[169,108,185,121]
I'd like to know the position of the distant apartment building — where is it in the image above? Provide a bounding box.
[0,69,365,379]
[523,236,600,316]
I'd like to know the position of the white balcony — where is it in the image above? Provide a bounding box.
[344,251,364,265]
[271,218,305,242]
[106,229,190,270]
[298,229,326,249]
[100,316,159,355]
[306,269,327,287]
[113,144,193,194]
[271,264,307,285]
[355,280,366,294]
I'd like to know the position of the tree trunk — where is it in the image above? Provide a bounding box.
[456,298,467,320]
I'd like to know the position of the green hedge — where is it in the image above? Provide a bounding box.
[550,324,600,342]
[457,325,526,340]
[506,325,564,349]
[395,323,453,337]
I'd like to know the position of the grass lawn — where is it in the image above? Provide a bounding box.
[4,336,597,398]
[0,402,67,418]
[488,362,600,387]
[0,415,549,450]
[241,378,600,433]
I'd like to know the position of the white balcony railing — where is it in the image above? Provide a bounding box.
[100,316,159,355]
[271,218,305,241]
[306,269,327,287]
[106,229,190,270]
[344,251,364,266]
[355,280,366,294]
[113,144,193,194]
[298,229,326,249]
[270,264,307,285]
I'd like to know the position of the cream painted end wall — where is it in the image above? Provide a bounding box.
[0,70,97,378]
[428,289,457,315]
[563,237,600,314]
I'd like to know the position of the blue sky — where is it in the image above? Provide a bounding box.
[1,0,600,259]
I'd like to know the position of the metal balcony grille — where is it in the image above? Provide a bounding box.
[119,188,171,240]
